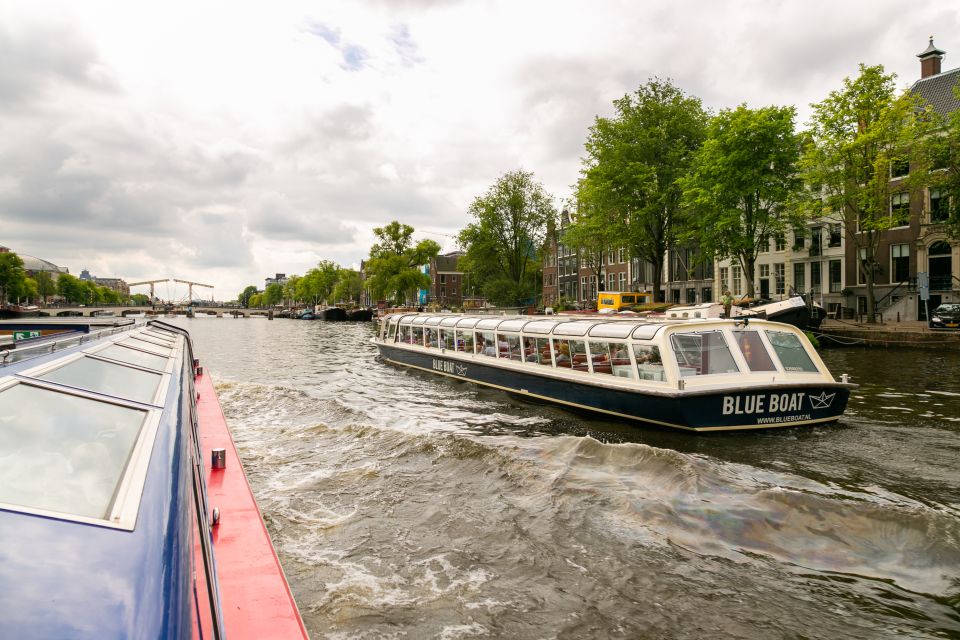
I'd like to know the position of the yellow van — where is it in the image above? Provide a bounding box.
[597,291,652,311]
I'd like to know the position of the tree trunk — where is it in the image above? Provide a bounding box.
[864,267,877,324]
[652,260,663,303]
[744,255,756,299]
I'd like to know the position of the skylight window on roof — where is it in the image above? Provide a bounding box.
[0,383,149,521]
[94,344,170,371]
[36,356,164,405]
[128,333,174,348]
[141,330,176,343]
[120,338,172,356]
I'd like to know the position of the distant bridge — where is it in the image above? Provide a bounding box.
[36,305,278,318]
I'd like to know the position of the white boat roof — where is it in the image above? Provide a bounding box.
[384,312,785,340]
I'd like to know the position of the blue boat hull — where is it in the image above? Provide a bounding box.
[377,344,850,432]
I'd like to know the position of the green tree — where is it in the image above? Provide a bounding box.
[282,275,301,306]
[801,64,934,321]
[263,283,283,306]
[296,260,341,307]
[365,221,440,305]
[578,78,708,302]
[238,285,258,307]
[0,252,27,305]
[99,286,120,304]
[57,273,84,303]
[248,293,263,308]
[458,170,555,306]
[681,104,803,297]
[130,293,151,306]
[34,270,56,305]
[21,277,39,303]
[332,269,363,305]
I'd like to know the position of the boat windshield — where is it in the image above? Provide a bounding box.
[731,330,777,372]
[670,331,739,377]
[765,330,819,373]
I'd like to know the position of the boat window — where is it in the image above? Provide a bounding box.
[478,331,496,357]
[600,296,616,306]
[522,319,564,334]
[456,330,474,353]
[670,331,739,377]
[440,316,460,327]
[455,317,482,329]
[592,341,633,378]
[633,345,665,381]
[476,318,502,330]
[553,339,588,371]
[766,331,819,373]
[95,344,170,371]
[441,329,455,351]
[588,323,635,339]
[0,382,148,520]
[534,337,552,366]
[520,336,539,363]
[399,325,412,344]
[388,321,398,340]
[498,319,527,332]
[587,342,614,375]
[412,326,424,345]
[37,356,164,405]
[622,295,636,304]
[424,327,440,349]
[412,316,429,325]
[496,333,522,360]
[426,316,443,326]
[632,324,663,340]
[731,330,777,372]
[552,321,593,337]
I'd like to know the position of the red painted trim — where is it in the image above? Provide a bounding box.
[196,372,310,640]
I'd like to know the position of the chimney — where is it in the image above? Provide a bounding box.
[917,36,946,79]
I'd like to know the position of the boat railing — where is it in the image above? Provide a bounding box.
[0,320,141,367]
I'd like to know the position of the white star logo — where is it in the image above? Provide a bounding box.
[809,392,836,409]
[455,364,468,376]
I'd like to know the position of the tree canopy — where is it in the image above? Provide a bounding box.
[0,252,27,305]
[800,63,934,321]
[365,221,440,305]
[458,170,555,306]
[681,104,802,297]
[577,78,708,302]
[238,285,258,307]
[297,260,341,306]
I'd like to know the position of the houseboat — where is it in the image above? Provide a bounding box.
[0,318,308,639]
[374,313,855,432]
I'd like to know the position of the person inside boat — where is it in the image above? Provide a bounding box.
[523,337,538,362]
[555,341,571,366]
[483,339,497,357]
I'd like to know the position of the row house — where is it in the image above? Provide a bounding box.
[421,251,466,307]
[543,210,661,309]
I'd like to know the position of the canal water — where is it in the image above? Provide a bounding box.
[173,318,960,639]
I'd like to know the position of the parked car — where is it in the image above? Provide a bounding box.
[929,303,960,329]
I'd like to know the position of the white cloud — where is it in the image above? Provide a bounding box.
[1,0,958,297]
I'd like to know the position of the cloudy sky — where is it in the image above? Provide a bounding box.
[2,0,958,301]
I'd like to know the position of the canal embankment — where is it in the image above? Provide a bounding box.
[814,319,960,349]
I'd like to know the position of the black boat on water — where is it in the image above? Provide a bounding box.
[374,312,855,433]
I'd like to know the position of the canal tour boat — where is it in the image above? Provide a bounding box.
[374,313,855,432]
[0,318,308,639]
